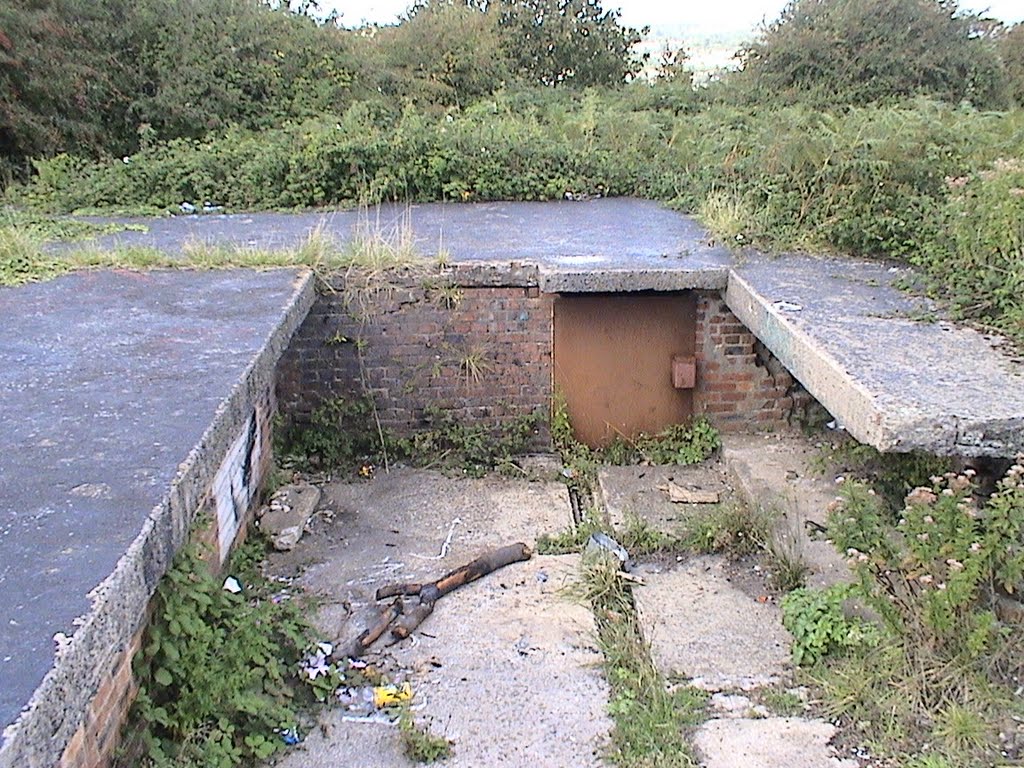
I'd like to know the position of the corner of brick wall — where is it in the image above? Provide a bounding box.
[693,291,797,432]
[275,272,553,448]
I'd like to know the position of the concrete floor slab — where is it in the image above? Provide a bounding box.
[598,463,734,536]
[728,253,1024,457]
[0,268,312,747]
[86,199,735,278]
[694,717,858,768]
[266,470,610,768]
[633,556,791,691]
[721,434,850,589]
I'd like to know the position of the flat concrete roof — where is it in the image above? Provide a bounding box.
[84,199,1024,456]
[0,269,311,740]
[87,198,735,282]
[727,253,1024,456]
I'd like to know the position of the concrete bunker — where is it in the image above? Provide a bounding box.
[3,198,1024,768]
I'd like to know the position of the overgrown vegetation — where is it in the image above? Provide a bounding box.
[783,459,1024,765]
[577,554,706,767]
[125,538,313,768]
[276,394,543,479]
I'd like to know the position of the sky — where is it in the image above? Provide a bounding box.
[315,0,1024,33]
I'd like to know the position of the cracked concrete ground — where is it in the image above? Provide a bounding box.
[599,440,863,768]
[262,448,861,768]
[264,468,610,768]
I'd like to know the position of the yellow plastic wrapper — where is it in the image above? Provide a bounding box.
[372,682,413,708]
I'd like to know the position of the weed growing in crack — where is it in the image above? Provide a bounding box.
[618,511,678,556]
[536,509,604,555]
[754,687,806,717]
[398,708,453,764]
[680,502,768,556]
[575,557,706,768]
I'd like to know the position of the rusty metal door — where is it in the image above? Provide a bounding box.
[553,293,695,448]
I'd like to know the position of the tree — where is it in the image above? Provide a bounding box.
[0,0,140,174]
[998,23,1024,106]
[732,0,1010,108]
[489,0,646,87]
[126,0,355,141]
[369,0,512,107]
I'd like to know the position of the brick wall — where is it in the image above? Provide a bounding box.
[277,277,808,445]
[276,265,552,444]
[693,292,796,430]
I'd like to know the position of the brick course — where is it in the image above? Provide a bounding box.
[693,292,797,430]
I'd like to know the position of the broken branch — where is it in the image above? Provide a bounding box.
[377,542,533,603]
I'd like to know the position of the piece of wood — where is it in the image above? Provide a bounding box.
[390,600,436,640]
[377,542,533,604]
[376,583,423,600]
[331,599,403,660]
[429,541,532,597]
[367,542,533,648]
[661,481,719,504]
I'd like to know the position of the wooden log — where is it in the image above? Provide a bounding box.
[331,599,403,661]
[377,542,533,604]
[432,541,532,596]
[376,583,423,600]
[390,600,436,641]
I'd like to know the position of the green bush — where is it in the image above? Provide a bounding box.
[781,584,879,666]
[130,541,311,768]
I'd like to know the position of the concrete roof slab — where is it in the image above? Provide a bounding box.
[0,268,311,737]
[727,253,1024,456]
[86,198,735,272]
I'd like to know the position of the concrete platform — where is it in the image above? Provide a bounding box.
[88,198,735,282]
[266,469,610,768]
[694,717,857,768]
[0,268,314,765]
[85,200,1024,457]
[632,556,791,692]
[728,253,1024,457]
[721,434,850,590]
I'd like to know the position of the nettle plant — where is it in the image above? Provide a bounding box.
[827,458,1024,661]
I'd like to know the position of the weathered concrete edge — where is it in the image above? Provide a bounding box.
[449,261,540,287]
[540,267,729,293]
[0,269,316,768]
[724,270,904,452]
[726,270,1024,457]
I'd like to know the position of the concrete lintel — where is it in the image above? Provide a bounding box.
[540,267,729,294]
[449,261,540,288]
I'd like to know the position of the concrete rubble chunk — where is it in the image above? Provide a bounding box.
[259,483,322,551]
[633,556,791,691]
[694,717,859,768]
